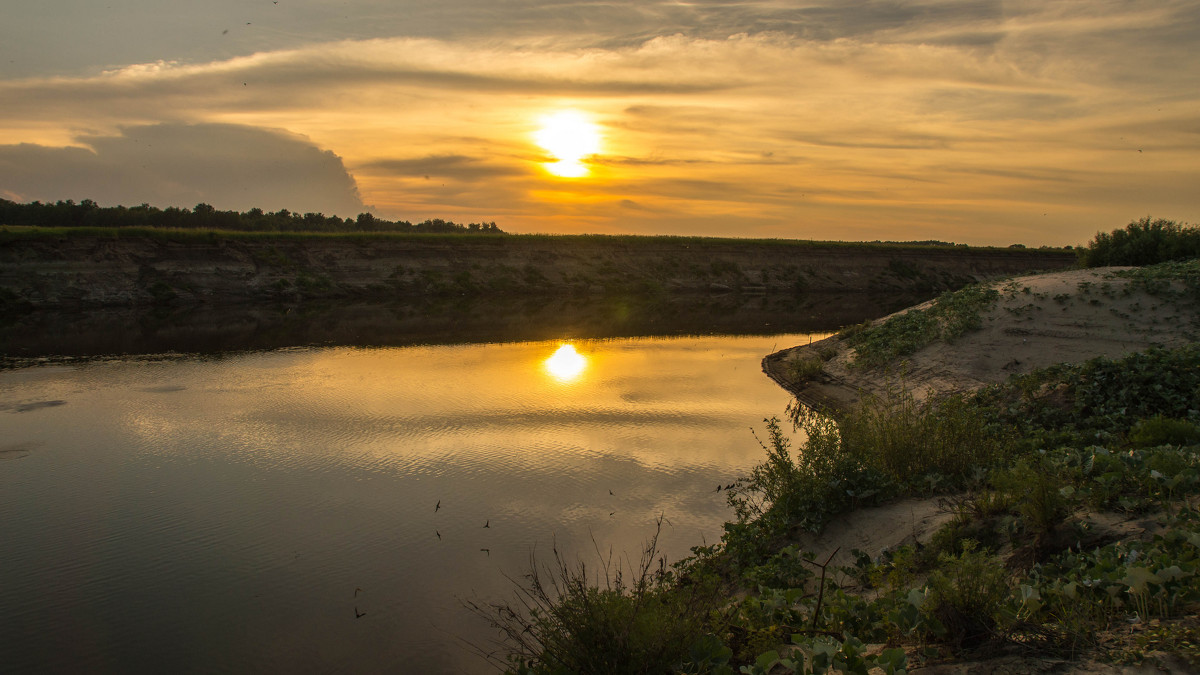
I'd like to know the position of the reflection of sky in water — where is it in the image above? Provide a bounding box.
[0,334,812,674]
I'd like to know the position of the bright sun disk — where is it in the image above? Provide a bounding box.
[534,111,601,178]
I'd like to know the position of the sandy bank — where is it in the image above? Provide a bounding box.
[764,265,1200,412]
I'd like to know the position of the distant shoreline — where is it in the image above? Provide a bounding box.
[0,227,1075,311]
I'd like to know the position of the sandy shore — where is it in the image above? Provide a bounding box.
[764,266,1200,411]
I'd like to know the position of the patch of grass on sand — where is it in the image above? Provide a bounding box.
[843,284,1000,369]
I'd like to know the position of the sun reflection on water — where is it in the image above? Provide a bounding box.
[544,343,587,382]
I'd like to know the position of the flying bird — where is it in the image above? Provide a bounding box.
[435,500,440,512]
[355,607,366,618]
[436,530,441,540]
[480,548,490,556]
[354,587,363,597]
[483,520,490,528]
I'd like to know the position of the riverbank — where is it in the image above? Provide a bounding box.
[0,227,1073,310]
[740,260,1200,673]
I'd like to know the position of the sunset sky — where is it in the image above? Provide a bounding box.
[2,1,1198,245]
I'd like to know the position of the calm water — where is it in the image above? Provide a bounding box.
[0,333,821,673]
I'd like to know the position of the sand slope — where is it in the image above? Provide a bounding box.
[765,266,1200,410]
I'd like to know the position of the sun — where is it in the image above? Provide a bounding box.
[534,111,601,178]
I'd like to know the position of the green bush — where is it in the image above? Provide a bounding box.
[992,458,1071,549]
[1078,217,1200,267]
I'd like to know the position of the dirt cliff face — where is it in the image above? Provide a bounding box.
[0,232,1077,309]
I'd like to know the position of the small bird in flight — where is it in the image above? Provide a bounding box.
[483,520,490,528]
[435,500,441,512]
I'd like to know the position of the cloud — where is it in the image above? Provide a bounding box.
[1,1,1198,244]
[0,123,365,216]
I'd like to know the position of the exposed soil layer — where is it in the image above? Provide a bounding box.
[0,232,1075,309]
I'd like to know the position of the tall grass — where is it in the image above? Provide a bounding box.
[836,386,1012,482]
[472,519,724,675]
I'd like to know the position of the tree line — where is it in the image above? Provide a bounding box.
[0,199,505,234]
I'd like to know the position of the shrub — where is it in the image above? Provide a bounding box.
[1130,416,1200,448]
[1078,217,1200,267]
[992,458,1070,550]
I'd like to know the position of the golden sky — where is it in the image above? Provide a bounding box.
[1,1,1198,245]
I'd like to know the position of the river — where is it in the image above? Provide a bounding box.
[0,295,909,673]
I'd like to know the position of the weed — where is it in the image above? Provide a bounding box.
[475,519,723,675]
[786,357,825,383]
[924,541,1010,647]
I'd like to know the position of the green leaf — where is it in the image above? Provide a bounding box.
[1122,566,1158,592]
[755,650,781,670]
[1156,565,1185,582]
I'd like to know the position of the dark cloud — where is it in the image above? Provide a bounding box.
[0,123,365,216]
[358,154,527,181]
